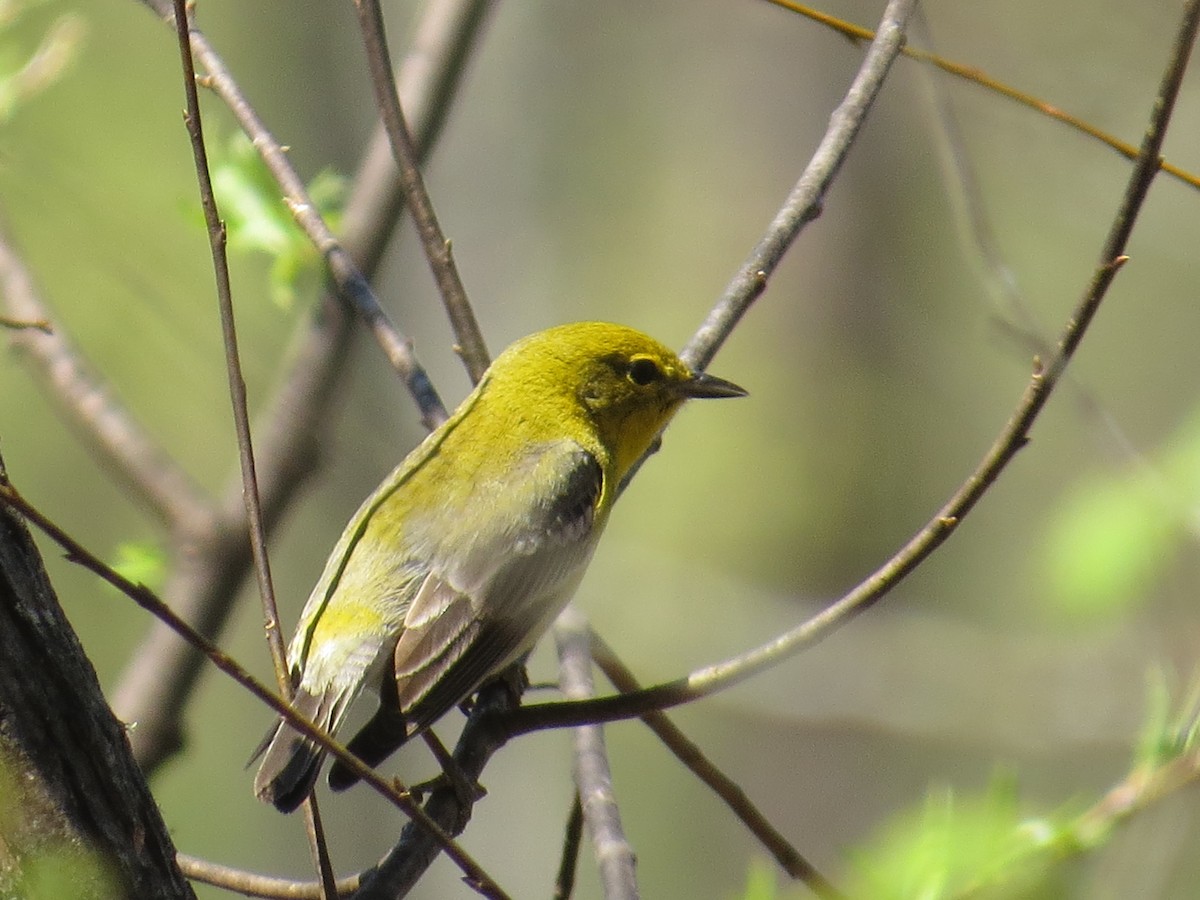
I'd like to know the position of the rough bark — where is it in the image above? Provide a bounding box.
[0,451,194,899]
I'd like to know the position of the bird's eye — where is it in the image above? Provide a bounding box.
[627,356,663,386]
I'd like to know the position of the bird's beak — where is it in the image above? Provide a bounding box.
[678,371,748,399]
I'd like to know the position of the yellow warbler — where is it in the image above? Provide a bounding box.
[253,321,745,812]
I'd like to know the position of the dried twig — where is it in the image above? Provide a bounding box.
[553,794,585,900]
[353,0,491,383]
[177,852,358,899]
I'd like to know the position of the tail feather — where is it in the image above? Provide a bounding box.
[253,687,339,813]
[253,722,325,813]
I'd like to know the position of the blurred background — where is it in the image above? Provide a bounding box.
[1,0,1198,897]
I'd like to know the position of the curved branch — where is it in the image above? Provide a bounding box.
[504,0,1199,737]
[177,853,358,899]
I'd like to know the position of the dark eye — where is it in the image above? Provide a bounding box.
[627,357,663,386]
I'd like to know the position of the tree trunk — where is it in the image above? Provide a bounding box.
[0,451,194,899]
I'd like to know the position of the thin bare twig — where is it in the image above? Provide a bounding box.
[115,0,492,776]
[170,3,337,891]
[553,794,585,900]
[555,609,638,900]
[590,632,843,899]
[138,0,447,429]
[177,853,359,899]
[765,0,1200,193]
[681,0,916,373]
[503,0,1198,736]
[0,481,512,900]
[354,0,491,383]
[301,801,337,900]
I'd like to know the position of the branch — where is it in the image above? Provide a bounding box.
[138,0,447,428]
[0,480,511,900]
[503,0,1196,734]
[553,795,585,900]
[682,0,917,372]
[590,633,843,899]
[177,853,359,899]
[114,0,494,776]
[354,0,491,383]
[556,609,638,900]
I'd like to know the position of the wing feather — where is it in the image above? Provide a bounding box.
[327,443,605,791]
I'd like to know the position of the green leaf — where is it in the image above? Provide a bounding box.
[108,540,166,593]
[845,777,1063,899]
[1041,408,1200,621]
[1043,472,1174,620]
[738,857,779,900]
[208,133,346,308]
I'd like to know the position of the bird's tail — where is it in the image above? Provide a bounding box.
[252,687,339,813]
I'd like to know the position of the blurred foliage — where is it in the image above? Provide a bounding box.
[0,0,84,122]
[208,132,345,308]
[0,747,121,900]
[0,0,1198,898]
[844,776,1063,900]
[107,538,166,594]
[1043,410,1200,621]
[835,676,1200,899]
[737,857,784,900]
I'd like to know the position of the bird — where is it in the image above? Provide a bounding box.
[252,321,746,812]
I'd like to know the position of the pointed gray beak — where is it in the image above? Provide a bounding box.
[678,371,748,399]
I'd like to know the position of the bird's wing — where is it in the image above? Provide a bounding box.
[392,441,605,730]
